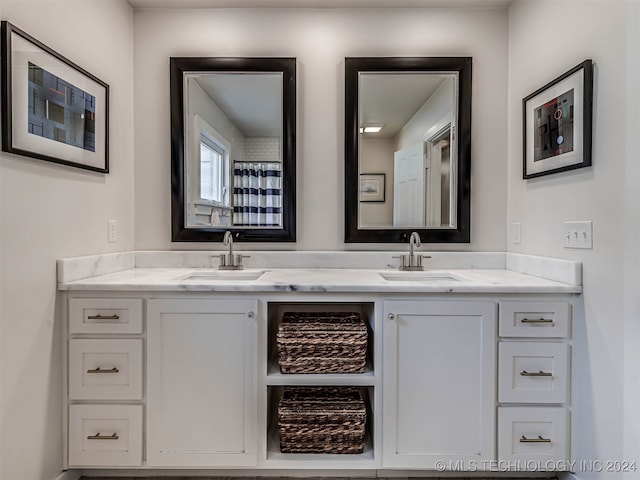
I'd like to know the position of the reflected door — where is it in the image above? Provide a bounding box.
[426,124,453,227]
[393,142,425,227]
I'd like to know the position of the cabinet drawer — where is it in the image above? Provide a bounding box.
[69,339,143,400]
[498,406,569,466]
[68,404,143,467]
[499,342,569,404]
[500,302,570,338]
[69,298,143,334]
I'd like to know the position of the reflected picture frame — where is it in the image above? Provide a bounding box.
[1,21,109,173]
[523,60,592,179]
[359,173,385,202]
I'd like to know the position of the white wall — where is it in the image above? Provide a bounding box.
[507,1,640,478]
[395,76,454,149]
[360,137,394,227]
[133,7,508,251]
[0,1,135,479]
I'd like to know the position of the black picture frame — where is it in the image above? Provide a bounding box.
[170,57,296,242]
[345,56,472,243]
[523,60,593,179]
[1,21,109,173]
[359,173,385,202]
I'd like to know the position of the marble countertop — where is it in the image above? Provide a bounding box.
[57,266,582,294]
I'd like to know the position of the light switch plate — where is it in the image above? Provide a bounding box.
[108,219,117,243]
[512,223,522,244]
[564,221,592,249]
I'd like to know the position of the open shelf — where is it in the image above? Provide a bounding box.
[266,352,375,386]
[263,302,378,467]
[266,301,376,381]
[264,385,376,468]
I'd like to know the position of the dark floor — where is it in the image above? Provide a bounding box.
[80,477,558,480]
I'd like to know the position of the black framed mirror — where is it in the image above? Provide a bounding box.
[345,57,471,243]
[171,57,296,242]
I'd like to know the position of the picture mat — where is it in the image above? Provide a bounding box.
[359,174,384,202]
[524,68,584,177]
[10,33,107,170]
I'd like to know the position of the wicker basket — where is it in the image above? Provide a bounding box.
[276,312,368,374]
[277,387,367,454]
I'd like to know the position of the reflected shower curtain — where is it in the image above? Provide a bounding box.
[233,162,282,227]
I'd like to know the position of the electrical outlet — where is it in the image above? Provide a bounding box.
[563,221,592,249]
[108,219,117,243]
[512,223,522,244]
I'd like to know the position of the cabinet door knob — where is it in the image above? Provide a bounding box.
[247,311,255,319]
[388,313,396,320]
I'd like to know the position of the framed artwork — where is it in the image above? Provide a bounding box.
[523,59,593,179]
[1,21,109,173]
[359,173,385,202]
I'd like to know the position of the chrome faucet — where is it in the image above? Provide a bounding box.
[394,231,431,271]
[217,231,250,270]
[409,231,420,258]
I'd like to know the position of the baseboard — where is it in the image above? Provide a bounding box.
[77,468,558,478]
[53,469,82,480]
[558,472,581,480]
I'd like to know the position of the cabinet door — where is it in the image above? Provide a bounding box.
[383,300,496,469]
[147,298,257,467]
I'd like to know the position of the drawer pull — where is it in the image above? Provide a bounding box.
[87,432,119,440]
[87,314,120,320]
[520,435,551,443]
[86,367,120,374]
[521,317,553,324]
[520,370,552,377]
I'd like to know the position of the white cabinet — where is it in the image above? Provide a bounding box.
[66,297,145,468]
[146,298,258,467]
[497,301,572,466]
[63,291,575,472]
[382,300,497,468]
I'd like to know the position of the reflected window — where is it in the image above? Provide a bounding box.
[199,134,226,204]
[191,114,231,212]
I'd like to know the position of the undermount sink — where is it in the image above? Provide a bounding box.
[181,270,266,281]
[378,271,463,282]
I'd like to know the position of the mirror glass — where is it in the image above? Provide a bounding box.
[359,72,457,229]
[171,58,296,242]
[345,57,471,243]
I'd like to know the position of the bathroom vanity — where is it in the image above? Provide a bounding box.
[58,251,581,474]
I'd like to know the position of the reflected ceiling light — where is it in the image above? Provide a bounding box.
[360,124,384,134]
